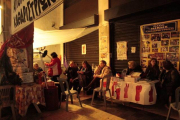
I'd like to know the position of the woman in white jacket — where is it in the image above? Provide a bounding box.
[84,60,112,90]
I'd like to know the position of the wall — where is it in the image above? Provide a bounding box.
[64,0,98,25]
[65,30,99,67]
[34,4,64,64]
[110,2,180,73]
[98,0,110,66]
[110,0,135,8]
[34,4,64,30]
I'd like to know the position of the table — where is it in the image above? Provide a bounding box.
[15,84,45,116]
[102,77,159,105]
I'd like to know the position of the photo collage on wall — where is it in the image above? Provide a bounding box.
[141,31,180,70]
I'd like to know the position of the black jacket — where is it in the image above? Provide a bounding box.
[126,65,143,75]
[143,66,160,80]
[161,68,180,96]
[65,67,78,81]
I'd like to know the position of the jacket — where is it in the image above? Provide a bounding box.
[126,65,143,75]
[65,66,78,81]
[161,68,180,96]
[96,66,112,89]
[142,66,160,80]
[45,58,62,76]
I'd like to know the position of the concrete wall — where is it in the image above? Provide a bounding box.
[34,4,64,64]
[98,0,110,66]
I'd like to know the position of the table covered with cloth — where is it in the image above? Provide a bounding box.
[15,84,45,116]
[102,77,158,105]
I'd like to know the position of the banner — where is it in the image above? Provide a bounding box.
[11,0,63,34]
[143,21,177,33]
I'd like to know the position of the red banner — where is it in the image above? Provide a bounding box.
[0,23,34,59]
[8,22,34,48]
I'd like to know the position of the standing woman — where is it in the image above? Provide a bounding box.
[45,52,62,82]
[161,60,180,107]
[142,58,160,80]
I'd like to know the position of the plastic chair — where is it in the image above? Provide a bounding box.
[58,78,82,111]
[166,87,180,120]
[0,85,16,120]
[91,76,112,108]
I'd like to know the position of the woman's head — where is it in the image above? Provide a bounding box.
[69,61,76,67]
[51,52,58,58]
[162,60,174,70]
[149,58,158,67]
[82,61,89,68]
[128,61,136,69]
[33,63,39,70]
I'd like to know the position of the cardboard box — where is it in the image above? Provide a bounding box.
[124,76,140,83]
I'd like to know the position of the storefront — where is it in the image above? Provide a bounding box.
[62,0,99,67]
[64,30,99,67]
[105,0,180,73]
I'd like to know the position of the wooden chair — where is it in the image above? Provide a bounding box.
[0,85,16,120]
[58,78,82,111]
[91,76,112,108]
[166,87,180,120]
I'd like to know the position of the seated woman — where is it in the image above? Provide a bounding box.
[77,61,93,90]
[160,60,180,108]
[33,63,43,83]
[142,58,160,80]
[126,61,143,75]
[84,60,112,90]
[64,61,79,91]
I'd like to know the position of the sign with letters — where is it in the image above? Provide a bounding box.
[143,21,177,33]
[11,0,63,34]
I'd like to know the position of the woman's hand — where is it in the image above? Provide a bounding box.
[77,71,84,74]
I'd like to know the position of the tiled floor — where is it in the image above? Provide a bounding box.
[1,93,178,120]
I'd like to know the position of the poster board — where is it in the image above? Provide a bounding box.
[117,41,127,60]
[140,19,180,71]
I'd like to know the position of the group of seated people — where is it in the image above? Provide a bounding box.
[64,60,112,98]
[33,53,180,107]
[125,58,180,108]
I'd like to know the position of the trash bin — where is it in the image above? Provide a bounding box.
[44,86,59,111]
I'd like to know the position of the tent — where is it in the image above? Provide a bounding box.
[33,26,99,48]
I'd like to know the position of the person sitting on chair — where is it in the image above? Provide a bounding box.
[64,61,79,91]
[77,61,93,91]
[33,63,43,83]
[141,58,160,80]
[126,61,143,75]
[84,60,112,92]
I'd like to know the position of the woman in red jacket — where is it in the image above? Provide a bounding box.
[45,52,62,82]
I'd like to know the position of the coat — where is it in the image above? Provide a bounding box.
[45,58,62,77]
[161,68,180,96]
[96,66,112,89]
[142,66,160,80]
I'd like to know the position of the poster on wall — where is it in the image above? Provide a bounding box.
[141,20,180,71]
[166,53,179,61]
[82,44,86,55]
[100,36,108,52]
[117,41,127,60]
[11,0,63,34]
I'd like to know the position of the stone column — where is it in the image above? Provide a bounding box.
[98,0,110,66]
